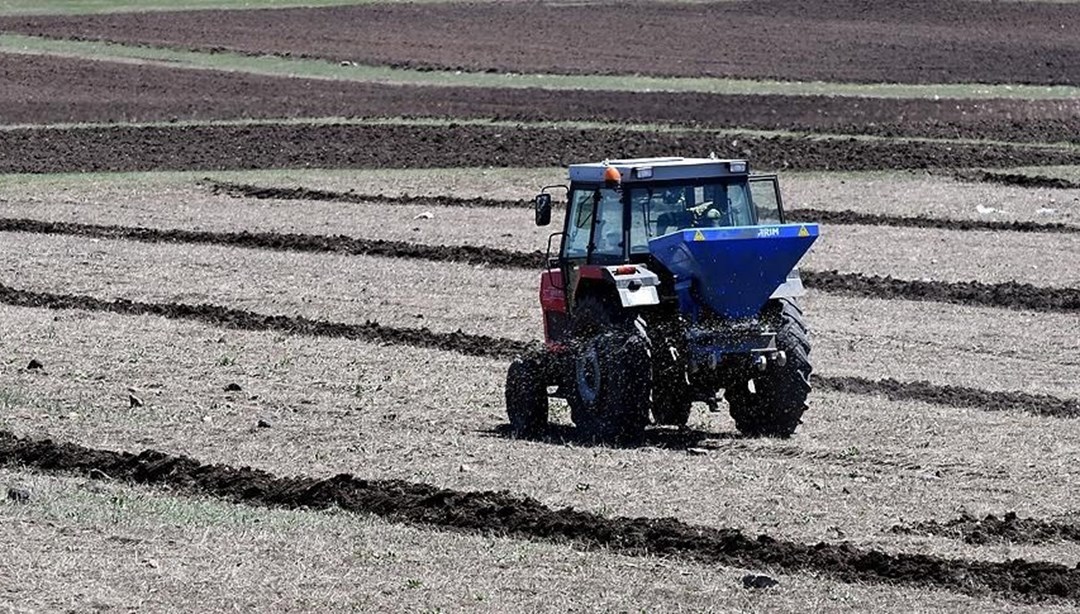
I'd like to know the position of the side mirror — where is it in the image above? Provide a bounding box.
[534,193,552,226]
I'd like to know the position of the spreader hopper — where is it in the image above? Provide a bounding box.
[648,224,819,319]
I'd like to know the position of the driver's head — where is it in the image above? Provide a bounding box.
[663,187,684,206]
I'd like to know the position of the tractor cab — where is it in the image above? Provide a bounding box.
[551,158,784,264]
[537,157,784,262]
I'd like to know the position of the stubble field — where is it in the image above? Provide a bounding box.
[1,1,1080,612]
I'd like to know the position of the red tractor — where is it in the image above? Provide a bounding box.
[505,157,819,441]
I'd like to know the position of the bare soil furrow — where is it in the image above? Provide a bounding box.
[0,282,528,360]
[0,281,1075,418]
[892,513,1080,546]
[0,217,544,268]
[815,376,1080,419]
[3,217,1077,313]
[2,123,1078,175]
[2,431,1080,604]
[789,209,1080,235]
[204,179,1080,235]
[801,270,1080,314]
[956,171,1080,190]
[203,179,531,209]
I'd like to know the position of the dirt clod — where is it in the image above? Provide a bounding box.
[742,574,780,589]
[224,383,243,392]
[893,512,1080,546]
[26,359,43,370]
[7,487,30,503]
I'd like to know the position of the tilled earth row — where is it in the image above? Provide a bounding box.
[893,512,1080,546]
[2,430,1080,605]
[3,226,1073,399]
[0,282,1075,419]
[3,122,1079,174]
[3,53,1080,145]
[3,217,1075,313]
[3,0,1078,85]
[206,179,1080,235]
[958,171,1080,191]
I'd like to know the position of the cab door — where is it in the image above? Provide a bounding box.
[748,175,785,224]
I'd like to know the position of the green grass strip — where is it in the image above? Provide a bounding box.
[0,0,444,16]
[1,32,1078,100]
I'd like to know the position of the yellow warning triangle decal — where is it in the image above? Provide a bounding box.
[693,230,706,241]
[798,225,809,237]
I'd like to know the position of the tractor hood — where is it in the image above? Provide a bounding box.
[648,224,819,319]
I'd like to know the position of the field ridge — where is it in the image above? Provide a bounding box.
[2,217,1076,313]
[203,179,1080,235]
[3,122,1080,174]
[3,429,1080,604]
[1,281,1076,417]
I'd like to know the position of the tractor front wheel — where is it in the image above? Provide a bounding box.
[505,354,549,438]
[568,331,651,442]
[725,299,812,438]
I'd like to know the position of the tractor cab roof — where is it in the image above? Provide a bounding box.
[567,157,749,184]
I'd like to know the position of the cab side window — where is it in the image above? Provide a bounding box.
[748,177,783,223]
[563,188,623,261]
[563,190,594,259]
[591,190,624,262]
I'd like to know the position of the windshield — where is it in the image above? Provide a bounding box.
[562,178,782,260]
[628,180,762,253]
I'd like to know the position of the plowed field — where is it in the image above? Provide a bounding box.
[3,53,1080,144]
[4,0,1079,85]
[3,2,1080,612]
[4,122,1080,174]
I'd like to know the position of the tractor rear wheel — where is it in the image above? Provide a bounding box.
[725,299,812,437]
[505,354,549,438]
[568,330,651,442]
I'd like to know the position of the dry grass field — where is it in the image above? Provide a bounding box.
[2,1,1080,612]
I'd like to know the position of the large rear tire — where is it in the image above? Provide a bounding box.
[568,331,651,442]
[726,299,812,438]
[505,354,549,438]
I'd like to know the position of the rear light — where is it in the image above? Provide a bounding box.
[614,265,638,275]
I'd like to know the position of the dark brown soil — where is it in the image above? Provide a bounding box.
[0,217,545,268]
[787,209,1080,235]
[204,179,1080,236]
[815,376,1080,419]
[956,170,1080,190]
[2,430,1080,604]
[3,217,1078,313]
[203,179,531,209]
[4,0,1079,85]
[1,281,1075,418]
[0,281,529,359]
[3,123,1079,175]
[802,270,1080,314]
[892,512,1080,546]
[3,53,1080,144]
